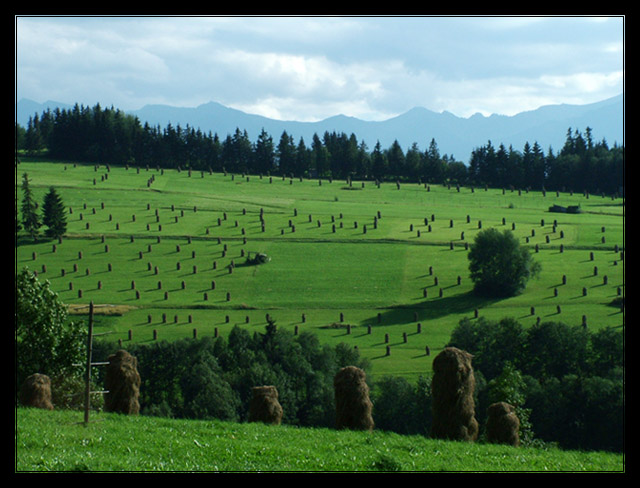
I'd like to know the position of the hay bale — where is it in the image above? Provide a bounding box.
[19,373,54,410]
[104,350,141,415]
[333,366,374,431]
[248,385,283,425]
[431,347,478,441]
[486,402,520,446]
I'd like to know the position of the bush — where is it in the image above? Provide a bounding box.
[371,375,432,436]
[448,317,526,381]
[15,267,85,393]
[467,228,540,297]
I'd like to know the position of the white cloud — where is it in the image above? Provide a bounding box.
[15,16,625,120]
[540,71,624,93]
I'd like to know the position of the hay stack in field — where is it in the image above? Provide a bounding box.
[334,366,374,431]
[19,373,54,410]
[486,402,520,446]
[104,349,141,415]
[431,347,478,441]
[248,385,283,425]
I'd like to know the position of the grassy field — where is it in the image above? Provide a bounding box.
[14,407,624,472]
[15,160,625,381]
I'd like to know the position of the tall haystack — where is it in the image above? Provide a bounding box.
[19,373,54,410]
[334,365,374,431]
[431,347,478,441]
[486,401,520,446]
[248,385,283,425]
[104,349,140,415]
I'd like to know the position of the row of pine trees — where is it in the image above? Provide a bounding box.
[17,103,624,195]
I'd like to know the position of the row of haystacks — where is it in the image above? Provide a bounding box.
[18,350,142,416]
[18,347,519,446]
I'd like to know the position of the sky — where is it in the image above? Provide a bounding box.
[15,15,625,121]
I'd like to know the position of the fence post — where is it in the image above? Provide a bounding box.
[80,302,110,426]
[83,302,94,426]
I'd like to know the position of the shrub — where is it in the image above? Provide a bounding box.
[15,267,84,393]
[468,228,541,297]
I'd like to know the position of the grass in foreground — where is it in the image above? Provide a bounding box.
[15,408,624,473]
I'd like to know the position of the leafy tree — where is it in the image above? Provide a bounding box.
[526,373,623,451]
[468,228,541,297]
[448,316,623,451]
[42,187,67,239]
[485,362,535,445]
[588,326,624,376]
[20,173,41,240]
[445,160,468,185]
[180,350,240,421]
[91,322,371,429]
[15,268,85,391]
[372,375,433,435]
[521,321,590,380]
[449,317,527,380]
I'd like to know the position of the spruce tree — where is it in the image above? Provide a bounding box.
[42,187,67,239]
[20,173,41,240]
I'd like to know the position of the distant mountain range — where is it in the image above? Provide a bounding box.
[16,94,623,163]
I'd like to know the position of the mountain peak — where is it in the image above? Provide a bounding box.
[17,94,623,163]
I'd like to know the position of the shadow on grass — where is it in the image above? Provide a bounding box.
[358,291,503,327]
[16,235,57,248]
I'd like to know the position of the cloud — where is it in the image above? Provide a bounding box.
[540,71,624,94]
[15,16,625,120]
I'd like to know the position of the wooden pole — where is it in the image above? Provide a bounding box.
[84,301,94,426]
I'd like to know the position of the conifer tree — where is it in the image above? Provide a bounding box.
[20,173,41,240]
[42,186,67,239]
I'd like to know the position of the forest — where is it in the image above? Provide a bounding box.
[82,317,623,453]
[16,103,624,195]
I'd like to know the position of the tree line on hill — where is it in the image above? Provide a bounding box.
[16,103,624,195]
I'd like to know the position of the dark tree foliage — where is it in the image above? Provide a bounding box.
[20,173,41,240]
[15,268,85,392]
[468,228,541,297]
[448,317,624,452]
[42,186,67,239]
[449,317,527,381]
[92,325,369,428]
[371,375,432,436]
[18,103,623,193]
[468,128,624,195]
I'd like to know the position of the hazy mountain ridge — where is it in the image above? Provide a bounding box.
[16,94,623,163]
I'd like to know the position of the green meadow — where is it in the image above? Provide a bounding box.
[15,407,623,472]
[15,160,625,381]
